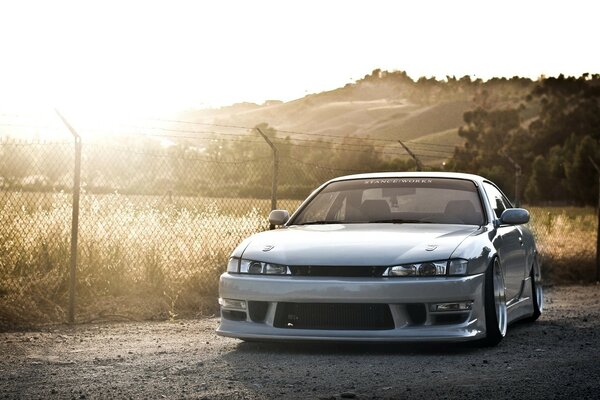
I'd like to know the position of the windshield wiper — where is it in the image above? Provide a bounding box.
[369,219,432,224]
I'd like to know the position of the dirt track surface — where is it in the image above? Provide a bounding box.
[1,286,599,400]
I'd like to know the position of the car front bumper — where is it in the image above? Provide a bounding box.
[217,272,487,342]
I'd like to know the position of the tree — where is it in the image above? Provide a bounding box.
[565,135,600,204]
[450,74,600,205]
[450,107,527,198]
[528,75,600,151]
[525,155,548,203]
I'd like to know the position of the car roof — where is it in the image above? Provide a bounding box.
[328,171,486,185]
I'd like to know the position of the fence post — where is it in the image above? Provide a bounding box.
[500,151,521,207]
[55,110,82,324]
[256,127,279,229]
[398,140,423,171]
[589,156,600,283]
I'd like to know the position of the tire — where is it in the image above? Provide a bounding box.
[524,265,543,322]
[479,258,507,347]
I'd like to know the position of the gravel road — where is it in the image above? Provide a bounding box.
[1,285,599,399]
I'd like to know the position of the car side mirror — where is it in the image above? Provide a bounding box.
[268,210,289,226]
[500,208,530,225]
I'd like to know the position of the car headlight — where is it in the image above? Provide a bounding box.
[385,259,468,277]
[227,258,290,275]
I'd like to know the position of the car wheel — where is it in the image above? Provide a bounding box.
[524,265,543,322]
[480,258,507,346]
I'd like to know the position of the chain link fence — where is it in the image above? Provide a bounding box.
[0,136,360,328]
[0,135,597,329]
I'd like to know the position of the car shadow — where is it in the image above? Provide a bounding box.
[231,339,483,356]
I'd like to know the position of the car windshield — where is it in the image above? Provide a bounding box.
[292,177,485,225]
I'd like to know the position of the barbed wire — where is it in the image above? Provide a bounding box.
[147,118,459,148]
[0,127,453,161]
[0,112,460,149]
[272,140,448,159]
[0,115,457,160]
[84,143,273,164]
[113,121,457,158]
[113,124,453,154]
[0,136,72,145]
[405,140,460,149]
[114,122,457,154]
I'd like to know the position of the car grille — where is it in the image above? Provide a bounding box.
[288,265,387,277]
[273,302,394,330]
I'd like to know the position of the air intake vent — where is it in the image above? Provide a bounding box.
[274,303,394,330]
[248,301,268,322]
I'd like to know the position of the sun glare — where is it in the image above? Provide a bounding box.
[0,0,598,132]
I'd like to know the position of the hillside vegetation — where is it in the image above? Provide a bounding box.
[170,70,599,205]
[176,70,534,146]
[1,70,598,204]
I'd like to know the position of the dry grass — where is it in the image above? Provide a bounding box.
[528,207,597,283]
[0,193,596,329]
[0,192,272,328]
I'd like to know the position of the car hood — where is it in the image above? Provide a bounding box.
[240,223,479,266]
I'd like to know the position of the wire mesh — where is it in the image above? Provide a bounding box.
[0,137,597,329]
[75,143,279,321]
[0,140,74,327]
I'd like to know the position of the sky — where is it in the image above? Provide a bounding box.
[0,0,599,117]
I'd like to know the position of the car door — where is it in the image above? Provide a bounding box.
[483,182,526,302]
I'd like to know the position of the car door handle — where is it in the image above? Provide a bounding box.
[518,237,523,246]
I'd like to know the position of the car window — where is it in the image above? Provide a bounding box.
[296,191,339,222]
[293,178,484,225]
[483,182,511,219]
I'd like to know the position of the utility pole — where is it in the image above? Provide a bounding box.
[398,140,423,172]
[55,109,82,324]
[589,156,600,283]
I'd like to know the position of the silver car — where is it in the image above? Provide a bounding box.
[217,172,543,346]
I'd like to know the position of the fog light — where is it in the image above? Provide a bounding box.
[219,298,247,310]
[430,301,472,312]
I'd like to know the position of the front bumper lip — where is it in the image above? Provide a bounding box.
[217,273,487,342]
[216,321,483,342]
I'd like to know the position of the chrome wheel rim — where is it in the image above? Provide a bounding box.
[493,260,507,336]
[535,279,544,312]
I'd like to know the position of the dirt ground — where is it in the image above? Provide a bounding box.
[1,285,599,400]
